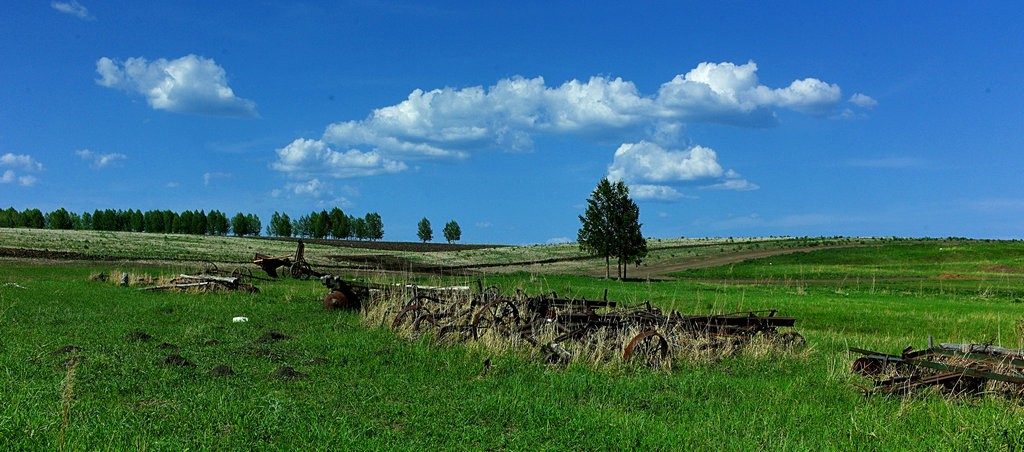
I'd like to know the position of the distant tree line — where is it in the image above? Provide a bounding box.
[266,208,384,241]
[0,206,259,236]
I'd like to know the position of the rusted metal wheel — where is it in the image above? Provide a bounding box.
[323,290,349,310]
[391,305,436,332]
[623,329,669,367]
[290,262,312,280]
[851,357,884,376]
[472,299,521,340]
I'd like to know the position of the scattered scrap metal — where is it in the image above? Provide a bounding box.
[850,339,1024,395]
[321,275,803,366]
[138,274,259,293]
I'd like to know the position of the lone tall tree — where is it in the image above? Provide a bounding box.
[577,178,647,280]
[443,220,461,244]
[417,217,433,243]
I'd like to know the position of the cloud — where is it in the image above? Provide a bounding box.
[274,61,863,193]
[96,55,258,118]
[700,171,760,191]
[51,0,92,20]
[203,172,232,186]
[290,61,850,158]
[607,141,756,199]
[0,170,13,184]
[271,138,409,179]
[273,177,353,206]
[475,222,493,228]
[609,142,724,183]
[165,182,179,188]
[629,184,691,201]
[0,153,44,171]
[849,93,878,109]
[76,149,126,168]
[18,175,38,187]
[546,237,572,245]
[286,178,326,197]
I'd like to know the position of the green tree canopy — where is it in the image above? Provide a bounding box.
[443,220,461,244]
[577,178,647,280]
[417,217,432,243]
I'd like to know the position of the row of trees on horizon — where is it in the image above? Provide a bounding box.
[266,209,384,241]
[0,206,465,243]
[0,207,261,236]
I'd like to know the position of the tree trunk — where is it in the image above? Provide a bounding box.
[605,255,610,279]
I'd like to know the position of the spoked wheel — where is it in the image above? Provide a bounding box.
[230,265,253,280]
[391,305,437,333]
[623,330,669,367]
[472,299,521,341]
[290,262,312,280]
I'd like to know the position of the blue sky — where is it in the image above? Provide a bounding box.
[2,1,1022,244]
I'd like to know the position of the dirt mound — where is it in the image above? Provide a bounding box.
[126,331,152,342]
[209,365,235,377]
[51,345,82,355]
[156,343,179,350]
[202,339,220,347]
[160,354,196,367]
[305,357,326,366]
[257,331,292,343]
[63,355,83,368]
[272,366,307,380]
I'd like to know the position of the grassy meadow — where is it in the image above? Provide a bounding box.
[2,230,1024,449]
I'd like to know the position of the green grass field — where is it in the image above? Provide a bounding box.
[2,231,1024,449]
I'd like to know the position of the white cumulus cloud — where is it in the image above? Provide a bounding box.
[51,0,92,19]
[18,175,38,187]
[96,55,258,118]
[607,141,756,200]
[608,142,724,183]
[849,93,878,109]
[0,153,44,171]
[76,149,126,168]
[272,138,409,179]
[298,61,852,160]
[274,61,865,198]
[1,170,14,184]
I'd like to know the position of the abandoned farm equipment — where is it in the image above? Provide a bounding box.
[320,276,803,366]
[253,240,319,279]
[850,340,1024,395]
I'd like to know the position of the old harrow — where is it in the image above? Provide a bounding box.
[850,340,1024,395]
[253,240,320,279]
[322,276,803,366]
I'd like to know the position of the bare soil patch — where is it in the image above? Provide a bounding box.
[160,354,196,367]
[984,265,1024,274]
[257,331,292,343]
[209,365,235,377]
[51,345,82,355]
[272,366,308,380]
[126,331,153,342]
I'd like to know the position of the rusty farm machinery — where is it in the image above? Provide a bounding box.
[253,240,319,280]
[320,275,803,366]
[850,340,1024,396]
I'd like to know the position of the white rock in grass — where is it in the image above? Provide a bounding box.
[232,316,249,323]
